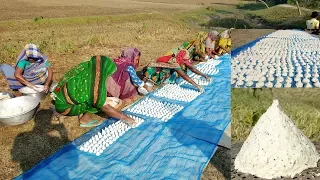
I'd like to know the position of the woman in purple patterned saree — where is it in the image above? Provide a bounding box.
[0,44,53,93]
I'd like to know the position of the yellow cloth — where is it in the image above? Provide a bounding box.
[194,32,208,55]
[164,32,208,59]
[306,18,320,30]
[165,50,174,56]
[218,38,232,55]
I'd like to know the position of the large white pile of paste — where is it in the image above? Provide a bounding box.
[235,99,320,179]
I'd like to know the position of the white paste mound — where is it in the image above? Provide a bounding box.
[0,106,24,117]
[235,100,320,179]
[0,94,11,101]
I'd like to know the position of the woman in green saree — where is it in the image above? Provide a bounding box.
[53,55,136,127]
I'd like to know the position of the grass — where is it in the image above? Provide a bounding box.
[0,12,200,74]
[248,5,312,29]
[232,89,320,142]
[178,7,216,27]
[196,3,315,30]
[208,18,253,29]
[236,2,268,11]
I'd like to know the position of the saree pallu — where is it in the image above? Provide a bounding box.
[107,61,138,100]
[172,32,207,60]
[217,38,232,55]
[54,56,116,116]
[192,32,208,57]
[0,61,48,90]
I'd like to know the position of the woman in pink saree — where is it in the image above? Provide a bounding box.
[107,48,152,103]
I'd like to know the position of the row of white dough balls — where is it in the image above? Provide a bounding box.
[79,116,144,156]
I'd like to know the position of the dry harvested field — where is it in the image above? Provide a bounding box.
[0,0,239,21]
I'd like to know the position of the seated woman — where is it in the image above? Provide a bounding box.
[53,55,136,127]
[306,11,319,35]
[143,49,210,92]
[216,29,232,55]
[178,31,219,61]
[205,30,220,59]
[0,44,53,93]
[107,48,152,103]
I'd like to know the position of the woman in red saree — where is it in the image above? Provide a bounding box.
[143,49,210,92]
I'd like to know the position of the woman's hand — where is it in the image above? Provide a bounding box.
[138,87,149,95]
[27,84,42,92]
[196,85,204,93]
[34,86,44,93]
[145,86,153,92]
[204,75,212,83]
[101,105,137,127]
[187,64,210,82]
[122,115,137,127]
[144,83,153,92]
[43,84,50,93]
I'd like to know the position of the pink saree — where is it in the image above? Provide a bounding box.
[107,48,141,99]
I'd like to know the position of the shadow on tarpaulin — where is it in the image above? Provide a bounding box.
[13,54,231,180]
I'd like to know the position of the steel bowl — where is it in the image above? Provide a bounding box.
[49,82,58,92]
[0,92,15,100]
[0,96,40,126]
[19,85,46,101]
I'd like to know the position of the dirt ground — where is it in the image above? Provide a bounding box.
[231,29,275,49]
[0,0,239,21]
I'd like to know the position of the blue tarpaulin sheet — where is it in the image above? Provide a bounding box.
[15,54,231,180]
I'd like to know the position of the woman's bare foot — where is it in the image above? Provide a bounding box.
[79,113,96,124]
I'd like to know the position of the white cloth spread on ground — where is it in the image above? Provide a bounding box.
[234,100,320,179]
